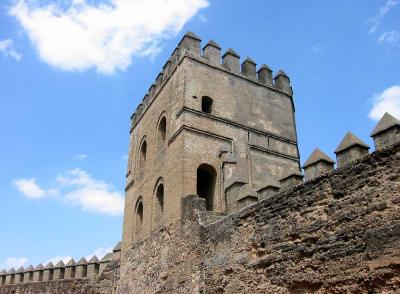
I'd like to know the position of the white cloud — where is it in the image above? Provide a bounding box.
[369,85,400,121]
[12,169,124,216]
[73,153,88,160]
[42,245,113,266]
[12,178,46,199]
[199,15,209,23]
[0,39,22,61]
[85,246,113,260]
[45,256,72,265]
[378,30,400,46]
[369,0,398,34]
[1,257,28,270]
[57,169,124,215]
[10,0,209,74]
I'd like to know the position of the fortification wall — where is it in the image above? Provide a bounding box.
[0,261,119,294]
[119,196,205,293]
[201,143,400,293]
[118,141,400,293]
[0,245,121,294]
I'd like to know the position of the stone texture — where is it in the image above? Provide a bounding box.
[0,263,119,294]
[65,259,76,279]
[371,112,400,150]
[123,32,300,251]
[116,143,400,293]
[32,264,44,282]
[335,132,370,167]
[75,258,87,279]
[303,148,335,181]
[87,256,100,277]
[2,31,400,294]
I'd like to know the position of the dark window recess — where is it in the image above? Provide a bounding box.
[197,164,217,211]
[201,96,213,114]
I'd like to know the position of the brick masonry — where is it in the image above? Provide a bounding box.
[118,142,400,293]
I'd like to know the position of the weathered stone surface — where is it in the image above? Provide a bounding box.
[0,262,119,294]
[371,112,400,150]
[123,32,300,251]
[117,143,400,293]
[2,32,400,294]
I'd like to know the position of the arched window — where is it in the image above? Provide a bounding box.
[127,133,135,175]
[153,180,164,225]
[139,139,147,175]
[157,116,167,147]
[197,164,217,211]
[201,96,213,114]
[134,198,144,238]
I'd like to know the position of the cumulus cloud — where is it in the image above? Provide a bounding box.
[10,0,209,74]
[0,39,22,61]
[12,178,47,199]
[369,85,400,121]
[0,257,28,270]
[369,0,398,34]
[12,169,124,216]
[57,168,124,215]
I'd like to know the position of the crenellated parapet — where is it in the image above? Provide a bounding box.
[130,31,293,131]
[243,112,400,204]
[301,112,400,182]
[0,241,121,286]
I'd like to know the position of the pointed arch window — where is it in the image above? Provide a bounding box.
[134,197,144,238]
[139,139,147,176]
[157,116,167,148]
[153,180,164,225]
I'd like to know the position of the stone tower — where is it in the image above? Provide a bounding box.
[122,32,301,249]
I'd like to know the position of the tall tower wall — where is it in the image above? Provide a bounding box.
[122,32,301,250]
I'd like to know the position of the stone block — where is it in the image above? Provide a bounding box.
[371,112,400,150]
[257,64,273,85]
[303,148,335,181]
[87,256,100,277]
[335,132,370,167]
[75,258,88,278]
[222,48,240,73]
[280,170,304,189]
[241,57,257,79]
[203,40,221,66]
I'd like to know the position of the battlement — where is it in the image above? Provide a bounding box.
[119,133,400,293]
[130,31,293,131]
[221,112,400,213]
[301,112,400,182]
[0,242,121,287]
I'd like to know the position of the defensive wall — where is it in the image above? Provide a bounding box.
[1,29,400,293]
[118,114,400,293]
[1,110,400,294]
[0,243,121,294]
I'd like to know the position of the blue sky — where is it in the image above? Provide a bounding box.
[1,0,399,270]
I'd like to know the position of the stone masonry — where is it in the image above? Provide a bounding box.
[1,32,400,293]
[123,31,301,250]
